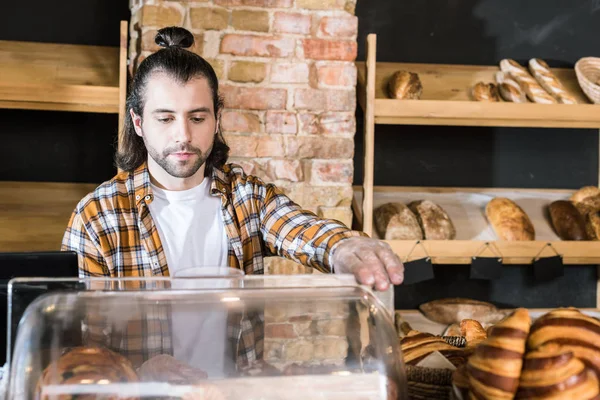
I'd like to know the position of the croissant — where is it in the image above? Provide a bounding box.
[401,330,467,367]
[466,308,531,399]
[528,308,600,377]
[516,343,599,399]
[461,319,488,348]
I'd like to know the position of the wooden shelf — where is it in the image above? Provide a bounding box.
[356,61,600,128]
[352,185,600,265]
[0,40,121,113]
[0,181,97,252]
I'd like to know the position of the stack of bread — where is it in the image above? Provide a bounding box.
[374,200,456,240]
[472,58,577,104]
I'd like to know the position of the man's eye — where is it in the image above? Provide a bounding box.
[158,117,172,123]
[191,117,205,123]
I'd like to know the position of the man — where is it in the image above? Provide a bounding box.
[62,27,403,372]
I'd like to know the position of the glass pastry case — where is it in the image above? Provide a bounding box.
[5,274,406,399]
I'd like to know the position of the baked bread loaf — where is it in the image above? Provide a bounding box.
[35,346,139,400]
[374,202,423,240]
[569,186,600,240]
[500,59,557,104]
[408,200,456,240]
[570,186,600,204]
[548,200,588,240]
[517,343,599,399]
[486,197,535,241]
[466,308,531,399]
[495,71,527,103]
[460,319,487,348]
[419,298,508,325]
[387,70,423,100]
[528,308,600,377]
[529,58,578,104]
[138,354,208,384]
[471,82,501,102]
[401,330,467,367]
[587,211,600,241]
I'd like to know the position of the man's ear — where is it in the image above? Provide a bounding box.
[130,109,143,137]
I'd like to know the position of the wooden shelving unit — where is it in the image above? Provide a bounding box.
[355,34,600,269]
[0,22,129,252]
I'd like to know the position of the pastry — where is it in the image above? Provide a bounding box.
[500,59,557,104]
[495,71,527,103]
[548,200,588,240]
[138,354,208,384]
[466,308,531,400]
[408,200,456,240]
[471,82,501,102]
[460,319,487,348]
[529,58,578,104]
[528,308,600,376]
[401,330,467,367]
[387,70,423,99]
[374,202,423,240]
[587,211,600,240]
[444,323,463,337]
[517,343,599,399]
[35,346,139,400]
[486,197,535,241]
[419,298,509,325]
[570,186,600,204]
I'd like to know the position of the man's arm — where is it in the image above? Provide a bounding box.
[259,183,365,273]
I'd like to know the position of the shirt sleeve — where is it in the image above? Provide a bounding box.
[61,208,110,277]
[259,183,367,273]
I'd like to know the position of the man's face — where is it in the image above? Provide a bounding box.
[131,72,217,179]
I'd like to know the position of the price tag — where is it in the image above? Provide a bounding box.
[533,255,564,282]
[470,257,503,280]
[403,257,435,284]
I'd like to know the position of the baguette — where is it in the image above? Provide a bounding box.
[373,202,423,240]
[495,71,527,103]
[471,82,501,102]
[529,58,578,104]
[486,197,535,241]
[500,59,557,104]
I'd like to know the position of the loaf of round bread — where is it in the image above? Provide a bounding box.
[517,343,600,399]
[35,346,139,400]
[466,308,531,399]
[548,200,588,241]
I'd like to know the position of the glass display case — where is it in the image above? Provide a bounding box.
[5,274,406,399]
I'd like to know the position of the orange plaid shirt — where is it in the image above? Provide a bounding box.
[61,162,362,367]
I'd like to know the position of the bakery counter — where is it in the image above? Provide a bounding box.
[353,186,600,264]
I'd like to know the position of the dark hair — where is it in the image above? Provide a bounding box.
[116,27,229,176]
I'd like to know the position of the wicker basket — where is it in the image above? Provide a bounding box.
[575,57,600,104]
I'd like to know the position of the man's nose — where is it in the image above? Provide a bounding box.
[173,119,192,142]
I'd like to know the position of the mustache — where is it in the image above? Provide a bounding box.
[163,144,202,156]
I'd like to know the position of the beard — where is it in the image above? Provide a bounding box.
[145,140,212,179]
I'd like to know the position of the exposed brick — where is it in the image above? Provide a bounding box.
[267,159,303,181]
[345,0,357,14]
[273,12,311,34]
[284,340,313,362]
[271,63,310,84]
[299,113,319,135]
[221,34,295,58]
[190,7,229,31]
[318,207,352,228]
[222,85,287,110]
[308,160,353,185]
[318,112,356,135]
[265,323,297,339]
[302,39,357,61]
[228,61,267,83]
[265,305,288,322]
[285,137,354,158]
[232,10,270,32]
[313,338,348,360]
[228,158,258,175]
[140,4,184,27]
[318,16,358,38]
[296,0,346,9]
[303,186,354,207]
[205,58,224,79]
[141,29,161,52]
[256,135,285,157]
[223,134,258,157]
[264,340,284,361]
[315,319,347,336]
[266,111,297,134]
[289,315,312,322]
[221,111,261,133]
[314,63,357,87]
[294,89,355,112]
[295,320,318,336]
[215,0,292,6]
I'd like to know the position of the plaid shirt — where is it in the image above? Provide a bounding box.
[61,162,362,368]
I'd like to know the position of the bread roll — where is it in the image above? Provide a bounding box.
[419,298,508,325]
[408,200,456,240]
[387,70,423,99]
[138,354,208,384]
[466,308,531,400]
[401,330,468,367]
[495,71,527,103]
[528,308,600,377]
[460,319,487,348]
[471,82,501,102]
[517,343,599,399]
[587,211,600,240]
[445,323,463,337]
[500,59,557,104]
[486,197,535,241]
[529,58,578,104]
[36,346,139,400]
[374,202,423,240]
[548,200,588,240]
[570,186,600,203]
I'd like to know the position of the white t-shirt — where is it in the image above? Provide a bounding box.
[148,177,232,378]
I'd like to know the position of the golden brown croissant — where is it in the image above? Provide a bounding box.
[528,308,600,377]
[401,330,467,367]
[466,308,531,399]
[516,343,600,399]
[460,319,488,348]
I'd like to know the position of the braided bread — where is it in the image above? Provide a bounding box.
[466,308,531,399]
[517,343,599,399]
[35,346,139,400]
[401,330,467,367]
[528,308,600,377]
[500,59,557,104]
